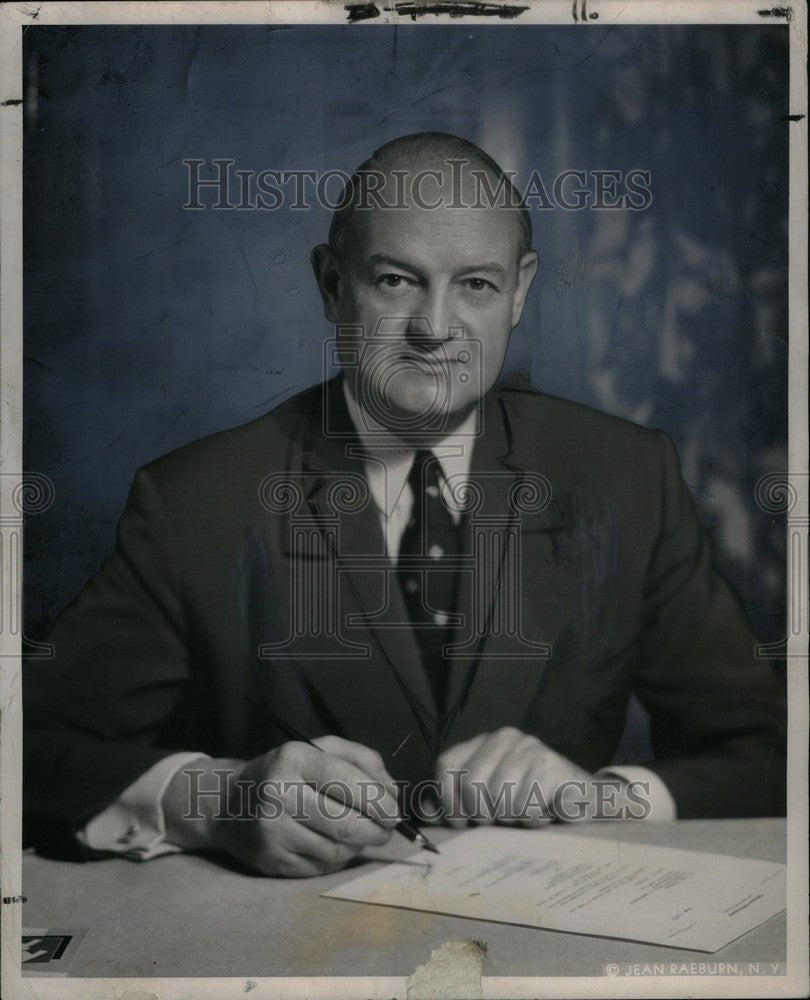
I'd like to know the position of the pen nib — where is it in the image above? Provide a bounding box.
[419,835,440,854]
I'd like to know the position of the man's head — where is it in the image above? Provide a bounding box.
[312,132,539,439]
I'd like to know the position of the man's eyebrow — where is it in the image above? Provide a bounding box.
[455,263,506,279]
[366,254,422,273]
[366,254,506,279]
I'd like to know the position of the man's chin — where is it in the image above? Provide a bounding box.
[368,396,476,440]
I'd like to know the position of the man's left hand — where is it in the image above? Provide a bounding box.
[433,727,596,827]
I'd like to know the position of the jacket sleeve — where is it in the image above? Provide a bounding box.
[24,467,195,859]
[632,432,786,818]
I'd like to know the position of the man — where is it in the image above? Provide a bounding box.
[24,133,786,878]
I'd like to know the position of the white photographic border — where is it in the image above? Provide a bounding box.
[1,3,806,998]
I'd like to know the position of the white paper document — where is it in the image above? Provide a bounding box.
[323,828,785,952]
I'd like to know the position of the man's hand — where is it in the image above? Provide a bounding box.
[162,736,401,877]
[433,727,596,827]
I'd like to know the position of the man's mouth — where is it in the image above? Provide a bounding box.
[399,350,455,369]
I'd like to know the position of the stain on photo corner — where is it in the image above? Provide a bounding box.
[407,938,488,999]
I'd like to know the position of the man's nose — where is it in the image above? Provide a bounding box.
[406,288,452,346]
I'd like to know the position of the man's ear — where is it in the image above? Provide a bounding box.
[311,244,343,322]
[510,250,540,329]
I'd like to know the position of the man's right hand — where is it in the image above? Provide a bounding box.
[161,736,401,877]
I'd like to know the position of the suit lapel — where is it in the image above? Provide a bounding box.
[300,379,441,741]
[440,393,570,744]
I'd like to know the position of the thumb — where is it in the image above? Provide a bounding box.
[312,735,398,798]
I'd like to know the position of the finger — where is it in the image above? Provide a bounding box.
[482,735,546,822]
[552,775,597,823]
[460,729,531,822]
[411,783,445,825]
[434,738,485,828]
[258,817,359,877]
[434,732,487,781]
[262,853,328,878]
[288,784,395,848]
[517,744,592,821]
[292,745,400,829]
[510,757,555,827]
[436,770,467,828]
[294,820,359,872]
[313,736,398,797]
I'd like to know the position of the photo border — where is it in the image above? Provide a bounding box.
[1,3,806,998]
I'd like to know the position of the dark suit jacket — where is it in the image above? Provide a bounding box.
[24,378,786,857]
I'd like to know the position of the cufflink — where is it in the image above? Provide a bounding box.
[116,823,140,845]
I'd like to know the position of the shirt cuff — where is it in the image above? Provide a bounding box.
[77,752,210,860]
[595,765,678,822]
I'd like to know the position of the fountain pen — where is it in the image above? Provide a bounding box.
[276,720,440,854]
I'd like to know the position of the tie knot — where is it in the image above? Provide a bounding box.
[408,450,442,494]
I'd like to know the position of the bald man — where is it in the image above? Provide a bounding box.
[24,133,786,877]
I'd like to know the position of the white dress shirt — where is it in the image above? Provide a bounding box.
[342,378,479,552]
[80,383,674,858]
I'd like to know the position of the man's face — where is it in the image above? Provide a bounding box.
[313,167,538,438]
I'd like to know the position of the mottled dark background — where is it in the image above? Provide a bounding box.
[23,24,788,705]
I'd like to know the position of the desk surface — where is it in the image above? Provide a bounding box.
[22,818,786,978]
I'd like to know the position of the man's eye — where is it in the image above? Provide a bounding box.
[378,274,412,288]
[463,278,495,292]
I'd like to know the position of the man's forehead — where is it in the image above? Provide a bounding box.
[349,199,520,267]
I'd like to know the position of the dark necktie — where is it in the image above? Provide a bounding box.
[397,450,461,713]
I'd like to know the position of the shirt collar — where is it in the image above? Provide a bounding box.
[342,379,478,518]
